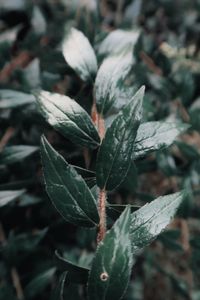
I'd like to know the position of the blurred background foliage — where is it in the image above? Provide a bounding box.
[0,0,200,299]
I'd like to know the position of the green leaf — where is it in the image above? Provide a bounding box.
[134,121,189,159]
[88,207,132,300]
[72,165,96,188]
[50,271,67,300]
[3,229,48,263]
[189,98,200,130]
[95,53,134,116]
[96,86,144,191]
[9,229,47,252]
[55,251,89,284]
[0,90,35,109]
[0,145,38,165]
[17,194,42,206]
[62,27,97,81]
[175,141,200,161]
[36,91,100,149]
[40,136,99,227]
[156,149,177,177]
[121,162,138,192]
[0,189,26,207]
[24,267,56,299]
[72,165,95,180]
[98,29,140,57]
[106,204,140,221]
[130,191,184,254]
[158,229,183,252]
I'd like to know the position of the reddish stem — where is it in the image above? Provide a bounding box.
[97,189,107,244]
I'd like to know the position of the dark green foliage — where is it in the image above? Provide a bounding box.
[55,251,89,284]
[0,0,199,299]
[88,207,132,300]
[96,87,144,190]
[37,91,100,149]
[40,136,99,227]
[130,192,184,253]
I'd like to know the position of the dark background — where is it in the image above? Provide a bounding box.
[0,0,200,299]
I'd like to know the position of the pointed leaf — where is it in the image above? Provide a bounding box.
[98,29,140,57]
[134,121,189,159]
[36,91,100,149]
[95,53,134,116]
[88,207,132,300]
[130,192,184,254]
[96,87,144,191]
[40,136,99,227]
[0,189,26,207]
[0,145,38,165]
[62,27,97,81]
[0,90,35,109]
[55,251,89,284]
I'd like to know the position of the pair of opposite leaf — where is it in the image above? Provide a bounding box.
[39,86,144,228]
[37,27,188,300]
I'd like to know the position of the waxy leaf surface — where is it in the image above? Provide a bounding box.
[40,136,99,227]
[130,192,184,253]
[62,27,97,81]
[37,91,100,148]
[96,87,144,191]
[134,121,189,159]
[95,53,134,116]
[98,29,140,57]
[88,207,132,300]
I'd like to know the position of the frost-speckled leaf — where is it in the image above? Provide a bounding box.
[96,87,144,191]
[0,90,34,109]
[36,91,100,149]
[98,29,140,57]
[88,207,132,300]
[0,189,26,207]
[0,145,38,165]
[62,27,97,81]
[95,53,134,116]
[40,136,99,227]
[134,121,189,159]
[130,192,184,254]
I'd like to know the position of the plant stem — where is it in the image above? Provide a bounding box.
[91,100,107,244]
[11,268,24,300]
[97,188,107,244]
[97,113,106,141]
[97,113,107,243]
[0,127,15,150]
